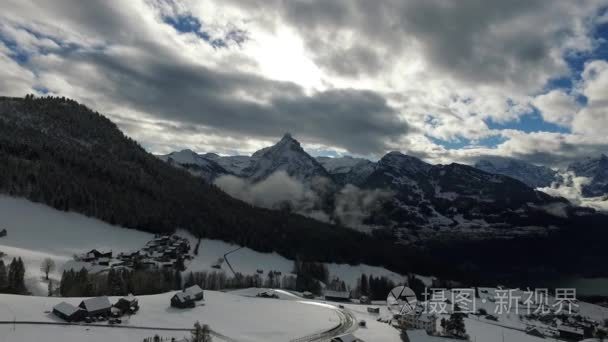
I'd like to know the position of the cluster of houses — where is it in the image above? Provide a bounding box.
[170,285,205,309]
[75,234,191,272]
[52,295,139,323]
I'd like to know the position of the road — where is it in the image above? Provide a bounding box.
[289,304,358,342]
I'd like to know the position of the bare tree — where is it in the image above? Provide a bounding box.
[40,258,55,280]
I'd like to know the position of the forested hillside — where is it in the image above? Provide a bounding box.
[0,96,410,272]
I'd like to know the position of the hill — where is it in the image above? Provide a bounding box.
[0,96,408,272]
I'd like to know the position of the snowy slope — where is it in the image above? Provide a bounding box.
[157,149,230,181]
[0,195,405,295]
[178,229,406,288]
[475,157,557,188]
[0,291,338,342]
[0,195,151,295]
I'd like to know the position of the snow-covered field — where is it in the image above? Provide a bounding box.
[0,290,339,342]
[0,195,405,296]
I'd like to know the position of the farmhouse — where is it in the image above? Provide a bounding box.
[79,296,112,317]
[53,302,85,322]
[184,285,204,301]
[398,313,437,334]
[359,296,371,304]
[324,290,351,302]
[367,307,380,314]
[115,294,139,314]
[257,290,279,299]
[171,292,195,308]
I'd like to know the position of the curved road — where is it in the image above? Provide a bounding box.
[289,304,358,342]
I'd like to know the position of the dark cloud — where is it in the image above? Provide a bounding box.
[45,45,407,154]
[254,0,600,87]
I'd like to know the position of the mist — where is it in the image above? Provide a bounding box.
[538,172,608,212]
[213,171,394,230]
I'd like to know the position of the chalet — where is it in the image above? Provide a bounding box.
[367,307,380,314]
[557,325,584,341]
[114,294,139,314]
[324,290,351,302]
[79,296,112,317]
[0,228,6,237]
[398,313,437,334]
[184,285,204,301]
[53,302,85,322]
[171,292,195,308]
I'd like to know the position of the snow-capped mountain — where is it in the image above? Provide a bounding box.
[157,149,229,181]
[202,153,254,176]
[316,156,375,185]
[159,134,598,242]
[474,157,557,188]
[241,133,333,183]
[567,154,608,197]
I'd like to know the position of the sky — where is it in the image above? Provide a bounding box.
[0,0,607,167]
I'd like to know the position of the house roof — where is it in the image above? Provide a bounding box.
[81,297,111,312]
[53,302,82,316]
[557,325,584,335]
[173,292,193,303]
[331,333,359,342]
[185,285,204,296]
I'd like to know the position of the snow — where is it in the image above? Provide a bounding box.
[0,291,339,342]
[0,195,405,298]
[178,229,406,288]
[0,195,151,295]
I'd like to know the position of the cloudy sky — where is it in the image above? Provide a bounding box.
[1,0,607,167]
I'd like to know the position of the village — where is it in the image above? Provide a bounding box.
[73,234,192,272]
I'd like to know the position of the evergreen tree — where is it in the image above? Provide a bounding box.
[0,260,7,291]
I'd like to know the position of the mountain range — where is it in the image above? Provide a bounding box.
[3,95,608,283]
[159,134,604,244]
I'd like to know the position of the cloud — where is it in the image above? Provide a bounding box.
[538,172,608,212]
[333,184,394,230]
[214,171,394,230]
[532,90,580,127]
[0,0,606,165]
[214,171,330,220]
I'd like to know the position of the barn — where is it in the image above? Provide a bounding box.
[79,296,112,317]
[184,285,204,301]
[114,294,139,314]
[171,292,195,308]
[53,302,85,322]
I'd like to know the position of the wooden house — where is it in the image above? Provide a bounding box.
[53,302,85,322]
[79,296,112,317]
[184,285,204,301]
[171,292,195,308]
[114,294,139,314]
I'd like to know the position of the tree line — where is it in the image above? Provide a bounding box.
[0,258,26,294]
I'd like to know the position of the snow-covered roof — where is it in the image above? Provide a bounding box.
[173,292,193,303]
[331,333,359,342]
[557,324,584,335]
[80,297,111,312]
[53,302,81,316]
[185,285,204,296]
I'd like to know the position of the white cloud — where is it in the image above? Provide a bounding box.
[538,172,608,211]
[532,89,580,127]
